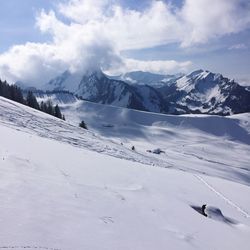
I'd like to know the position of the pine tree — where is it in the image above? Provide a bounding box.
[0,80,24,103]
[10,85,24,103]
[0,79,67,121]
[26,91,40,110]
[54,104,62,119]
[79,120,88,129]
[0,80,4,97]
[0,80,11,99]
[46,99,54,115]
[40,101,45,112]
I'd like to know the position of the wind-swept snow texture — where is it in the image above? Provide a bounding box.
[54,96,250,185]
[0,96,250,250]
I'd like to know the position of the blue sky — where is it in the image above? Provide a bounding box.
[0,0,54,52]
[0,0,183,53]
[0,0,250,86]
[123,30,250,83]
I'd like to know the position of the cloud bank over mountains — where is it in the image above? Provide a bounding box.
[0,0,249,86]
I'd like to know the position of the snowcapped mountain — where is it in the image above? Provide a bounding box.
[41,69,250,115]
[44,69,168,113]
[44,70,83,92]
[159,70,250,115]
[110,71,183,87]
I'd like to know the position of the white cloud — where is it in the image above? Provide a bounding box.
[0,42,65,86]
[180,0,250,47]
[229,43,248,50]
[0,0,249,86]
[234,76,250,86]
[54,0,182,50]
[58,0,111,23]
[106,58,192,75]
[101,2,182,50]
[57,0,250,50]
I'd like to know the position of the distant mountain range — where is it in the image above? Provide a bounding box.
[109,71,184,88]
[20,69,250,116]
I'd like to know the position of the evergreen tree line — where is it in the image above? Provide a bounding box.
[0,79,65,120]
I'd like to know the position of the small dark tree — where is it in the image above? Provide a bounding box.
[0,80,24,103]
[26,91,40,110]
[131,146,135,151]
[9,85,24,104]
[16,86,24,103]
[46,99,54,115]
[0,80,11,98]
[40,101,46,112]
[0,80,2,96]
[54,104,62,119]
[79,120,88,129]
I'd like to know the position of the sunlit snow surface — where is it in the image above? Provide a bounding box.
[0,97,250,250]
[58,98,250,185]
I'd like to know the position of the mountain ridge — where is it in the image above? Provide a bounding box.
[20,68,250,116]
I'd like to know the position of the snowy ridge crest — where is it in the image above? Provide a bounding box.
[38,69,250,115]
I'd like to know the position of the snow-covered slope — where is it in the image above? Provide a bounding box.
[1,97,250,250]
[0,97,160,167]
[33,94,250,185]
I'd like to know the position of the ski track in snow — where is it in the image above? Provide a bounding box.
[194,174,250,218]
[0,99,171,169]
[0,247,60,250]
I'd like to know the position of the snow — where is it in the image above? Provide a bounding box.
[54,99,250,182]
[176,70,217,93]
[0,96,250,249]
[176,75,192,91]
[116,71,167,86]
[135,85,161,113]
[173,69,243,115]
[111,84,130,107]
[44,71,83,93]
[36,93,78,105]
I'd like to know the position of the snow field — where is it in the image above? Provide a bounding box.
[0,97,250,249]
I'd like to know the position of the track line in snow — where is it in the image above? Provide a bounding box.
[0,247,60,250]
[194,174,250,218]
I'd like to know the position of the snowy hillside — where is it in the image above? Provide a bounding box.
[1,96,250,250]
[1,96,250,249]
[43,95,249,184]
